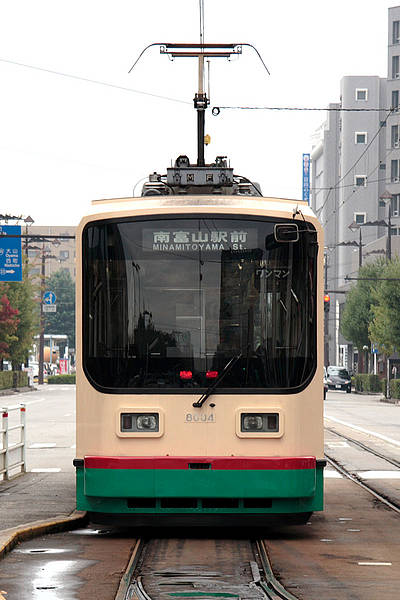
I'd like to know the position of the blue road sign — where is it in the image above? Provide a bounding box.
[43,291,57,305]
[0,225,22,282]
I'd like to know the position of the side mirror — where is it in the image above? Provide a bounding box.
[274,223,299,243]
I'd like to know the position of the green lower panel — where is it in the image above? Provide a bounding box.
[76,465,324,514]
[84,467,315,498]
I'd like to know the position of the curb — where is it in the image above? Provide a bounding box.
[0,510,88,560]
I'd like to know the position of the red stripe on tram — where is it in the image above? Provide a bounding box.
[84,456,316,470]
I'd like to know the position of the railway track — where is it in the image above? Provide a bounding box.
[117,537,299,600]
[325,426,400,470]
[325,427,400,515]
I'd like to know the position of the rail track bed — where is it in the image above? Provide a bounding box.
[126,537,297,600]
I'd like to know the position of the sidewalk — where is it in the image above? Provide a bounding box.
[0,458,86,558]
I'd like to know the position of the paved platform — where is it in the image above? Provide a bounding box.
[0,470,86,558]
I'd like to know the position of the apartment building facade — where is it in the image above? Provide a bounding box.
[311,6,400,369]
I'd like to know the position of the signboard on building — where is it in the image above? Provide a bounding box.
[302,153,311,204]
[0,225,22,282]
[59,359,68,374]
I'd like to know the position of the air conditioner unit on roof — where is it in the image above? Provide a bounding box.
[393,177,400,183]
[394,141,400,148]
[393,210,399,216]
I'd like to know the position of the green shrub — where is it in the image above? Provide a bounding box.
[0,370,28,390]
[354,373,383,393]
[390,378,400,399]
[47,374,76,384]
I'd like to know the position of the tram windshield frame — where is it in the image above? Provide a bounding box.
[82,214,318,394]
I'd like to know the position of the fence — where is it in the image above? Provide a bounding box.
[0,404,26,480]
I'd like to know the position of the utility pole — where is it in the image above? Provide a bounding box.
[324,253,329,366]
[38,251,45,385]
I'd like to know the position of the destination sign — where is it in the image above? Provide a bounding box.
[143,228,258,252]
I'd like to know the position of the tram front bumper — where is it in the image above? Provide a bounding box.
[75,456,325,514]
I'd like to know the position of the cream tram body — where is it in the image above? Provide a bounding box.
[74,194,325,525]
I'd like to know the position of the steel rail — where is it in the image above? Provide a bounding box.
[254,539,299,600]
[325,455,400,515]
[115,538,145,600]
[325,426,400,470]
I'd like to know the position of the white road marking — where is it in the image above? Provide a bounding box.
[324,416,400,447]
[358,562,392,566]
[357,471,400,479]
[326,441,350,448]
[30,468,61,473]
[324,470,343,478]
[29,443,56,449]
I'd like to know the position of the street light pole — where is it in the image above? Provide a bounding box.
[379,190,393,261]
[358,227,362,268]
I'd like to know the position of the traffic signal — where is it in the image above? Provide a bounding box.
[324,294,330,312]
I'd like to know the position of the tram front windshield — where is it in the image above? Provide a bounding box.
[83,217,317,392]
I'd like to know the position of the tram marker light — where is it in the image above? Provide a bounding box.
[180,370,193,380]
[206,370,218,379]
[241,413,279,432]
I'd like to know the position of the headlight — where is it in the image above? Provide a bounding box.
[241,413,279,432]
[121,413,159,432]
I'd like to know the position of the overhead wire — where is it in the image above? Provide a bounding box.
[322,142,397,227]
[315,108,393,223]
[0,57,192,106]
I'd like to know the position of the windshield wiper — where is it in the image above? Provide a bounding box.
[192,353,243,408]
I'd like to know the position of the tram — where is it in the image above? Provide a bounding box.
[73,44,325,525]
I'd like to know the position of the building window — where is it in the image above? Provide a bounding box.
[393,20,400,44]
[392,90,399,111]
[391,194,400,216]
[355,132,367,144]
[392,124,399,147]
[354,213,366,224]
[354,175,367,187]
[355,88,368,101]
[393,55,400,79]
[391,159,400,182]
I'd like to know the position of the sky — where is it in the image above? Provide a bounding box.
[0,0,398,226]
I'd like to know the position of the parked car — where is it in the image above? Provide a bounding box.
[325,366,352,393]
[323,367,328,399]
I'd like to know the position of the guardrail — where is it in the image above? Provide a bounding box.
[0,404,26,480]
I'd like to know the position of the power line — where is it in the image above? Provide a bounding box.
[321,143,397,227]
[212,105,391,114]
[316,108,393,222]
[0,57,191,106]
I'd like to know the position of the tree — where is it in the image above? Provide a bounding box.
[0,294,19,360]
[3,263,40,368]
[340,260,385,372]
[44,269,75,349]
[369,258,400,355]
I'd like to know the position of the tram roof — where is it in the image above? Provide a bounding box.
[84,195,317,224]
